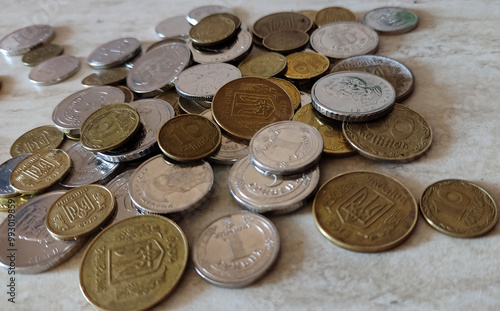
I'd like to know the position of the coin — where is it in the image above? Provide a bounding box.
[298,10,318,25]
[0,25,55,56]
[81,67,129,87]
[190,14,236,46]
[252,12,312,39]
[21,43,64,66]
[158,114,221,162]
[187,5,235,25]
[178,96,209,114]
[268,77,301,111]
[65,133,80,141]
[0,154,31,198]
[105,170,140,224]
[155,89,182,115]
[362,7,418,35]
[188,29,253,64]
[116,85,134,103]
[79,215,188,310]
[156,15,192,39]
[80,103,140,152]
[313,171,418,252]
[262,30,309,54]
[0,194,34,212]
[87,38,141,69]
[29,55,80,85]
[314,7,357,27]
[343,104,432,162]
[238,52,287,78]
[147,38,189,52]
[10,125,64,157]
[10,149,72,194]
[300,91,312,107]
[284,51,330,80]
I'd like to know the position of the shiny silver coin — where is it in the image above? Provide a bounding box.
[96,98,175,162]
[156,15,192,39]
[186,5,235,25]
[0,154,31,198]
[188,29,253,64]
[0,25,55,56]
[128,155,213,214]
[178,96,209,114]
[362,7,418,35]
[105,170,141,224]
[87,37,141,69]
[229,155,320,214]
[311,71,395,122]
[193,212,280,288]
[52,86,125,135]
[29,55,80,85]
[0,191,85,273]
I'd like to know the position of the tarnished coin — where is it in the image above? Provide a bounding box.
[105,170,140,224]
[80,103,140,152]
[238,52,287,78]
[79,215,188,311]
[331,55,414,101]
[187,5,235,25]
[0,25,55,56]
[0,154,31,198]
[87,38,141,69]
[284,51,329,80]
[156,15,192,39]
[155,89,182,115]
[193,212,280,288]
[81,67,129,87]
[10,125,64,157]
[10,149,71,194]
[46,184,116,240]
[310,22,378,59]
[128,155,214,214]
[29,55,80,85]
[0,194,34,212]
[268,77,301,111]
[252,12,312,39]
[313,171,418,252]
[188,29,253,64]
[343,104,432,162]
[311,71,396,122]
[21,43,64,66]
[158,114,221,162]
[314,7,357,27]
[189,14,236,46]
[362,7,418,35]
[420,179,498,238]
[116,85,134,103]
[262,30,309,54]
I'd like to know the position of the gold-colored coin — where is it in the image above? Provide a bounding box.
[313,171,418,252]
[79,215,188,311]
[262,30,309,54]
[81,67,129,87]
[210,12,242,30]
[293,104,355,155]
[9,149,72,194]
[298,10,318,25]
[343,104,432,162]
[155,89,181,115]
[0,194,35,212]
[158,114,221,162]
[80,103,140,152]
[420,179,498,238]
[314,7,357,27]
[189,14,236,46]
[10,125,64,157]
[285,51,329,80]
[46,184,116,240]
[268,77,301,111]
[65,132,81,141]
[178,96,209,114]
[238,52,287,78]
[116,85,134,103]
[21,43,64,66]
[252,12,313,39]
[212,77,294,140]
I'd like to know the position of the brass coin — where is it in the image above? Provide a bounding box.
[9,149,72,194]
[293,104,355,155]
[343,104,432,162]
[420,179,498,238]
[313,171,418,252]
[155,89,182,115]
[21,43,64,66]
[80,103,140,152]
[314,7,357,27]
[65,132,81,141]
[46,184,116,240]
[238,52,287,78]
[268,77,301,111]
[0,194,35,212]
[79,215,188,311]
[285,51,330,80]
[116,85,135,103]
[189,14,236,46]
[262,30,309,54]
[210,12,242,30]
[212,77,294,140]
[252,12,313,39]
[298,10,318,25]
[158,114,221,162]
[178,96,209,114]
[81,67,129,87]
[10,125,64,157]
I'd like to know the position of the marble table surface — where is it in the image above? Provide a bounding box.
[1,0,500,310]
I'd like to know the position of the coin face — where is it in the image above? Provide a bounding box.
[81,67,129,87]
[238,52,287,78]
[314,6,357,26]
[252,12,312,39]
[313,171,418,252]
[80,215,188,310]
[420,179,498,238]
[29,55,80,85]
[0,25,55,56]
[0,154,31,198]
[362,7,418,35]
[21,43,64,66]
[10,125,64,157]
[87,38,141,69]
[284,51,330,80]
[189,14,236,46]
[188,29,253,64]
[262,30,309,54]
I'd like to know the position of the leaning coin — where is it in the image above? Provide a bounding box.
[81,67,129,87]
[268,77,301,111]
[0,154,31,198]
[187,5,235,25]
[313,171,418,252]
[252,12,312,39]
[0,191,85,273]
[362,7,418,35]
[156,15,192,39]
[262,30,309,54]
[105,170,140,224]
[314,6,357,27]
[87,37,141,69]
[194,212,280,288]
[189,14,236,46]
[343,104,432,162]
[188,29,253,64]
[22,43,64,66]
[420,179,498,238]
[284,51,330,81]
[238,52,287,78]
[0,25,55,56]
[10,125,64,157]
[0,194,34,212]
[29,55,80,85]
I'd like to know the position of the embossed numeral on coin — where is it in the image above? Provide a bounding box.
[432,188,469,220]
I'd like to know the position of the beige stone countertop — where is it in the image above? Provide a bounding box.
[1,0,500,310]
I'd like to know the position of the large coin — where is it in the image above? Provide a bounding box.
[252,12,312,39]
[0,25,55,56]
[87,38,141,69]
[10,125,64,157]
[362,7,418,35]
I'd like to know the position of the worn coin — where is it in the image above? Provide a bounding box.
[252,12,312,39]
[268,77,301,111]
[314,7,357,26]
[0,25,55,56]
[29,55,80,85]
[0,154,31,198]
[187,5,235,25]
[188,29,253,64]
[105,170,140,224]
[362,7,418,35]
[284,51,329,80]
[238,52,287,78]
[156,15,192,39]
[10,125,64,157]
[21,43,64,66]
[262,30,309,54]
[190,14,236,46]
[81,67,129,87]
[87,37,141,69]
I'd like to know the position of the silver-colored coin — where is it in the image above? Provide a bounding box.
[300,91,312,108]
[60,142,122,187]
[52,86,125,135]
[186,5,235,25]
[310,22,379,59]
[28,55,80,86]
[156,15,192,39]
[178,96,209,114]
[0,191,85,274]
[0,154,31,198]
[188,29,253,64]
[105,170,140,224]
[311,71,395,122]
[249,121,323,176]
[128,155,214,214]
[127,42,191,96]
[362,7,418,35]
[193,212,280,287]
[0,25,55,56]
[175,63,241,101]
[96,99,175,162]
[229,155,320,214]
[87,37,141,69]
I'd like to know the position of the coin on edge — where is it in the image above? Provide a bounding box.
[362,7,418,35]
[10,125,64,157]
[22,43,64,66]
[29,55,80,86]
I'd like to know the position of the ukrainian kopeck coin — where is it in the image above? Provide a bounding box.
[362,7,418,35]
[22,43,63,66]
[188,29,252,64]
[0,154,31,198]
[10,125,64,157]
[87,37,141,69]
[0,24,55,56]
[29,55,80,85]
[187,5,234,25]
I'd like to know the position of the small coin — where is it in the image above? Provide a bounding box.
[105,170,140,224]
[10,125,64,157]
[29,55,80,85]
[80,103,140,152]
[238,52,287,78]
[0,194,34,212]
[188,29,253,64]
[81,67,129,87]
[156,15,192,39]
[22,43,64,66]
[0,154,31,198]
[313,171,418,252]
[362,7,418,35]
[155,89,182,115]
[0,25,55,56]
[262,30,309,54]
[87,38,141,69]
[314,7,357,27]
[158,114,221,162]
[420,179,498,238]
[187,5,235,25]
[284,51,330,80]
[252,12,312,39]
[343,104,432,162]
[268,77,301,111]
[190,14,236,46]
